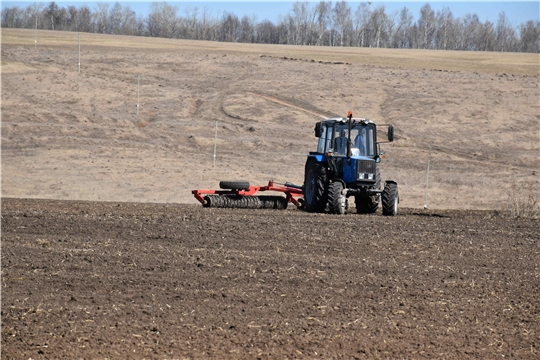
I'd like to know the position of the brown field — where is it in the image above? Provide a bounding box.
[2,198,539,359]
[1,29,539,359]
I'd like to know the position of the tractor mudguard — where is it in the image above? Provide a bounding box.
[307,153,326,163]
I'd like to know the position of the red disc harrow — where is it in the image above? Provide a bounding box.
[192,180,304,210]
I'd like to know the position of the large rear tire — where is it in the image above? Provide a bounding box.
[328,182,346,215]
[304,159,328,213]
[382,182,399,216]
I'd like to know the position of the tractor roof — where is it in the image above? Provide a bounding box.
[322,117,375,125]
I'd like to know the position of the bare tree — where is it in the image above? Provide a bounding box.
[199,6,215,41]
[108,2,123,34]
[184,7,198,39]
[94,2,110,33]
[461,13,481,50]
[1,6,22,28]
[291,1,311,45]
[78,5,93,33]
[519,20,540,53]
[435,6,453,50]
[0,1,537,53]
[478,20,496,51]
[44,1,60,30]
[28,2,45,30]
[66,5,78,31]
[314,1,332,46]
[369,5,389,48]
[256,19,277,44]
[220,12,240,42]
[354,2,370,47]
[495,12,511,51]
[333,1,352,46]
[394,6,413,49]
[418,3,436,49]
[147,2,179,38]
[121,5,139,36]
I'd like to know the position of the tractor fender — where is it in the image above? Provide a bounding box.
[307,153,326,163]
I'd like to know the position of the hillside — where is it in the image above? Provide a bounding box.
[2,29,539,209]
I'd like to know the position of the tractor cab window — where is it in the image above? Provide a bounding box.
[332,124,375,157]
[317,125,333,153]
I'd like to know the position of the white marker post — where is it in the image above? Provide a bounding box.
[424,159,430,209]
[78,34,81,74]
[213,120,218,167]
[136,73,140,115]
[35,16,38,51]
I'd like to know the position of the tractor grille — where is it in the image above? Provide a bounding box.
[357,160,376,174]
[356,160,377,182]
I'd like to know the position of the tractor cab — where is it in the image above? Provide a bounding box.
[315,118,377,159]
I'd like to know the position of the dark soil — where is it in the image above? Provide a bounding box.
[2,198,539,359]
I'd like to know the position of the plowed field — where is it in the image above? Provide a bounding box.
[2,198,538,359]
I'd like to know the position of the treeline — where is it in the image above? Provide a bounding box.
[2,1,539,52]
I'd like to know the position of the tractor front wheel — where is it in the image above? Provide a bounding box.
[355,195,379,214]
[382,182,399,216]
[328,182,346,215]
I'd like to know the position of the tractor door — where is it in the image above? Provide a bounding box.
[316,124,333,154]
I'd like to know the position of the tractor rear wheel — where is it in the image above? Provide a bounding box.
[328,182,346,215]
[382,182,399,216]
[304,160,328,213]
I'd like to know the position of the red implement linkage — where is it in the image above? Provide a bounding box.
[192,180,304,209]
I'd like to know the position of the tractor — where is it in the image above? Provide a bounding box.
[303,112,399,216]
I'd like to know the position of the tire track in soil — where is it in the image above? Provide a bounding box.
[249,92,330,119]
[212,90,336,124]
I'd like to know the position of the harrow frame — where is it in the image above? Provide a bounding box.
[192,180,304,209]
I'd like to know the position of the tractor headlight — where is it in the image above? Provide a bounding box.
[357,173,375,180]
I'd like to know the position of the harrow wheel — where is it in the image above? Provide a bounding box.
[219,180,250,191]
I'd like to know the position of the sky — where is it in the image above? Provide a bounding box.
[3,1,539,27]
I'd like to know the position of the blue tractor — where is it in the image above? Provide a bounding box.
[303,112,399,216]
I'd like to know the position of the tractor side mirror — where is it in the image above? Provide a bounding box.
[314,122,322,137]
[387,125,394,142]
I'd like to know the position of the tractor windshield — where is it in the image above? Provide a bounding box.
[316,122,376,157]
[331,123,375,157]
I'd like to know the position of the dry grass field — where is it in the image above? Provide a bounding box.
[2,28,539,210]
